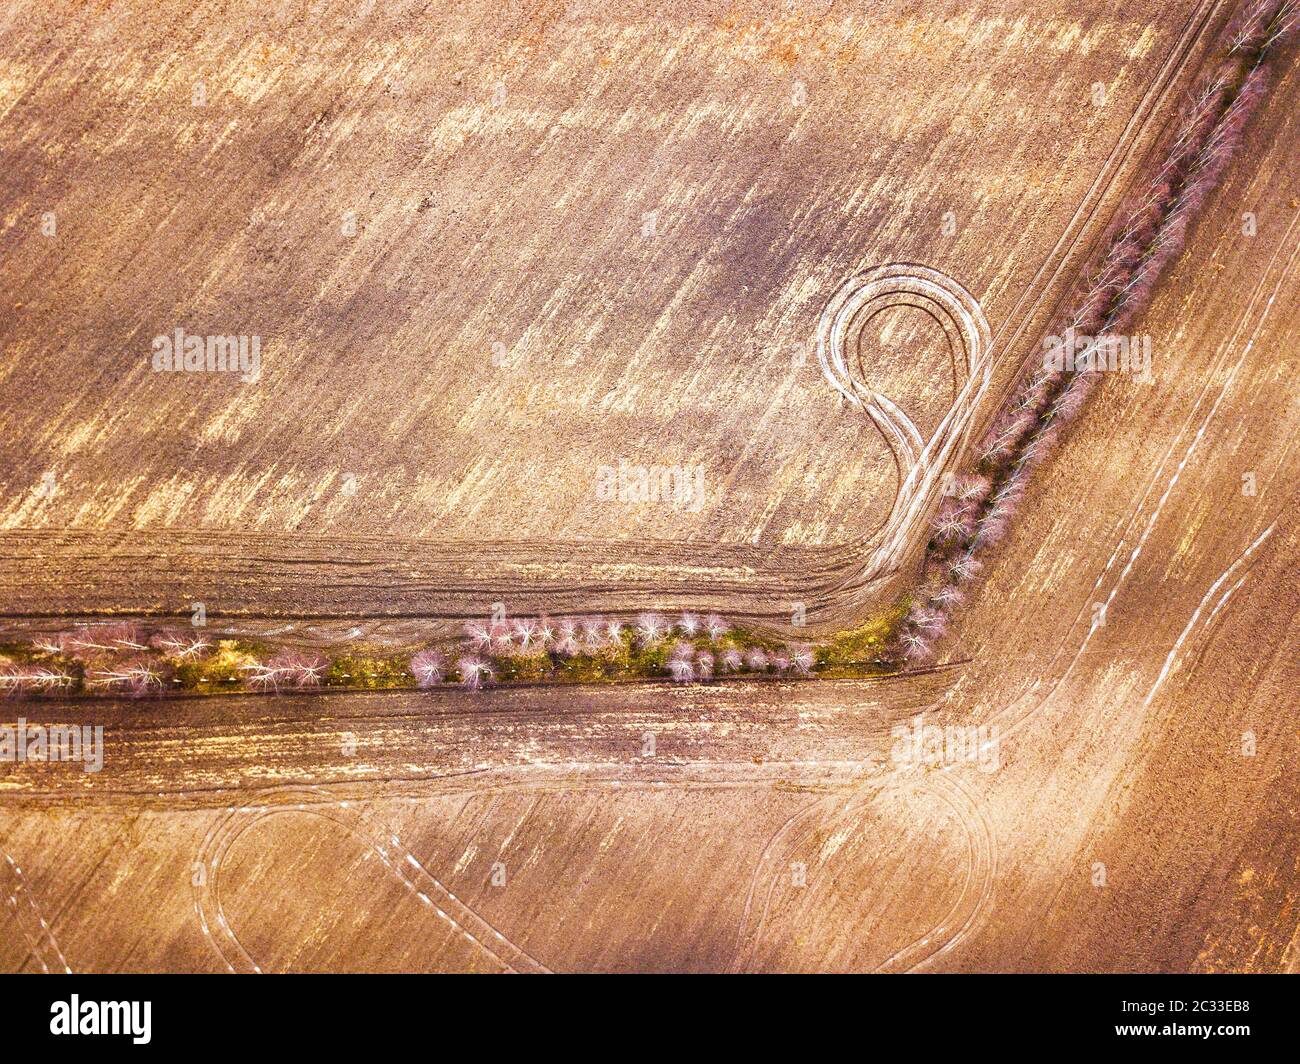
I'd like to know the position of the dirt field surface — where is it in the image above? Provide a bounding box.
[0,0,1232,626]
[2,0,1298,972]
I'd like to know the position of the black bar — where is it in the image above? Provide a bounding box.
[0,973,1291,1052]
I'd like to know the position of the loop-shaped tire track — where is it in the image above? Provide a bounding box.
[817,264,993,590]
[730,770,994,973]
[192,789,549,974]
